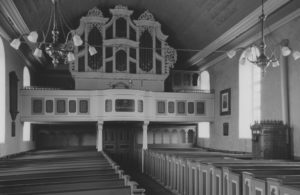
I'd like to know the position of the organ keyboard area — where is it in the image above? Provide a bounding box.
[144,148,300,195]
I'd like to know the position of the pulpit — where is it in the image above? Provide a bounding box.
[250,120,290,159]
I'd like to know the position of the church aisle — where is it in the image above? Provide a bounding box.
[124,169,175,195]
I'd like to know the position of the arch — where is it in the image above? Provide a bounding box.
[239,46,261,138]
[171,129,178,144]
[139,31,153,72]
[192,73,199,86]
[88,27,103,70]
[23,66,30,87]
[187,129,194,143]
[163,129,169,144]
[200,71,210,90]
[0,37,5,143]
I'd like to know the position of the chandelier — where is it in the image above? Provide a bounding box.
[226,0,300,73]
[10,0,97,68]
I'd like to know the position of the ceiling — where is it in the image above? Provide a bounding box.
[1,0,296,70]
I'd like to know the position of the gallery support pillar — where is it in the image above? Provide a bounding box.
[97,121,103,152]
[142,121,149,173]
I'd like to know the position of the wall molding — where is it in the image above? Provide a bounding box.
[199,8,300,71]
[188,0,290,66]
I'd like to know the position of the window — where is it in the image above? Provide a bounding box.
[23,122,31,141]
[200,71,210,91]
[239,47,261,138]
[0,37,5,143]
[198,122,210,138]
[23,66,30,87]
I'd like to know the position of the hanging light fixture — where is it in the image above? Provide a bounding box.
[247,0,281,73]
[10,0,87,68]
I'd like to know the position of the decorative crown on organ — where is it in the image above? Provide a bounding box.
[70,5,177,75]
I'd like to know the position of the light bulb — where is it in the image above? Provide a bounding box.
[239,57,246,66]
[88,46,97,56]
[281,46,292,56]
[27,31,38,43]
[226,50,236,59]
[272,60,280,67]
[33,48,42,58]
[67,52,75,62]
[292,51,300,60]
[10,38,21,50]
[73,34,83,46]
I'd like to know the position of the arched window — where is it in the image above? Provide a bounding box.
[0,37,5,143]
[23,66,30,87]
[239,47,261,138]
[200,71,210,91]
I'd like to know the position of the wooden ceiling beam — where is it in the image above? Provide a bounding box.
[188,0,291,67]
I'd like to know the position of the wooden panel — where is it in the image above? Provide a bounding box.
[79,99,89,113]
[32,99,43,114]
[56,99,66,114]
[45,100,53,113]
[188,102,194,114]
[115,99,135,112]
[105,99,112,112]
[69,100,76,113]
[177,101,185,114]
[138,100,143,112]
[168,101,175,113]
[196,101,205,114]
[157,101,166,114]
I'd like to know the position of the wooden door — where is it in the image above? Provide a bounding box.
[103,126,134,166]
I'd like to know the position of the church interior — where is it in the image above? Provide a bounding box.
[1,0,300,194]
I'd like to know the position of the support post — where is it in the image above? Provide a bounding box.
[142,121,149,173]
[185,130,188,143]
[97,121,103,152]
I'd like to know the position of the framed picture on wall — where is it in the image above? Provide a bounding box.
[220,88,231,115]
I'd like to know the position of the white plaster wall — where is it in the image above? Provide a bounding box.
[0,39,35,157]
[198,15,300,155]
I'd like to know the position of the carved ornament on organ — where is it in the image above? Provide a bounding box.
[70,5,177,75]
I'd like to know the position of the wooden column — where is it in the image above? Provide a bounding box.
[142,121,149,173]
[97,121,103,152]
[185,130,188,143]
